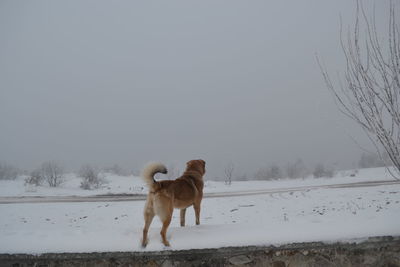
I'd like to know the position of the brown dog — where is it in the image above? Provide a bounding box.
[141,159,206,247]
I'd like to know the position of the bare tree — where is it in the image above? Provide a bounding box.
[79,164,105,190]
[224,162,234,185]
[318,1,400,178]
[41,161,64,187]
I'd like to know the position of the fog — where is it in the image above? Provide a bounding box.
[0,1,390,179]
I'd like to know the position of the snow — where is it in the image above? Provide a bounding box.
[0,167,399,254]
[0,173,147,197]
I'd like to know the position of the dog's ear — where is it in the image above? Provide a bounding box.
[200,160,205,167]
[200,160,206,174]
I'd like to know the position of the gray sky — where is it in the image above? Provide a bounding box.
[0,0,390,178]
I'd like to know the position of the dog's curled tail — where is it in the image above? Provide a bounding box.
[141,162,167,189]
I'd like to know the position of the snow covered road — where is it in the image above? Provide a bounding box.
[0,179,399,204]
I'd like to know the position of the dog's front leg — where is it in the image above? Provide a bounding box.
[194,202,201,225]
[180,208,186,227]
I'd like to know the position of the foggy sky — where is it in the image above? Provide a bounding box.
[0,0,391,178]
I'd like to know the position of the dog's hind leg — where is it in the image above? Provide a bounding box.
[180,208,186,227]
[142,204,155,247]
[160,214,172,247]
[142,213,154,247]
[154,196,173,246]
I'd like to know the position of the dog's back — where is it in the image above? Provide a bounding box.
[167,170,204,208]
[141,160,204,199]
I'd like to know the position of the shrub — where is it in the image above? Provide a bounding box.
[41,161,64,187]
[79,164,105,190]
[24,169,43,186]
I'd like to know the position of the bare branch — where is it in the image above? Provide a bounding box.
[318,0,400,179]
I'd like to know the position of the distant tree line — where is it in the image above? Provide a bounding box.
[358,153,386,169]
[22,162,130,190]
[217,159,336,183]
[219,153,388,183]
[0,152,391,187]
[253,159,334,181]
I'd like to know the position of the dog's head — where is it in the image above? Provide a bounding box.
[186,159,206,176]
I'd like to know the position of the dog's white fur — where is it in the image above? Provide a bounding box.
[141,162,167,188]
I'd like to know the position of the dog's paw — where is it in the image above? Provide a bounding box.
[141,239,148,248]
[163,241,171,247]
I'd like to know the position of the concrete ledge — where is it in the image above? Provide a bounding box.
[1,236,399,267]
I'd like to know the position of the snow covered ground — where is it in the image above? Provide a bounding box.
[0,173,147,197]
[0,167,399,254]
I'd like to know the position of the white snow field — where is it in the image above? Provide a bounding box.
[0,167,399,254]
